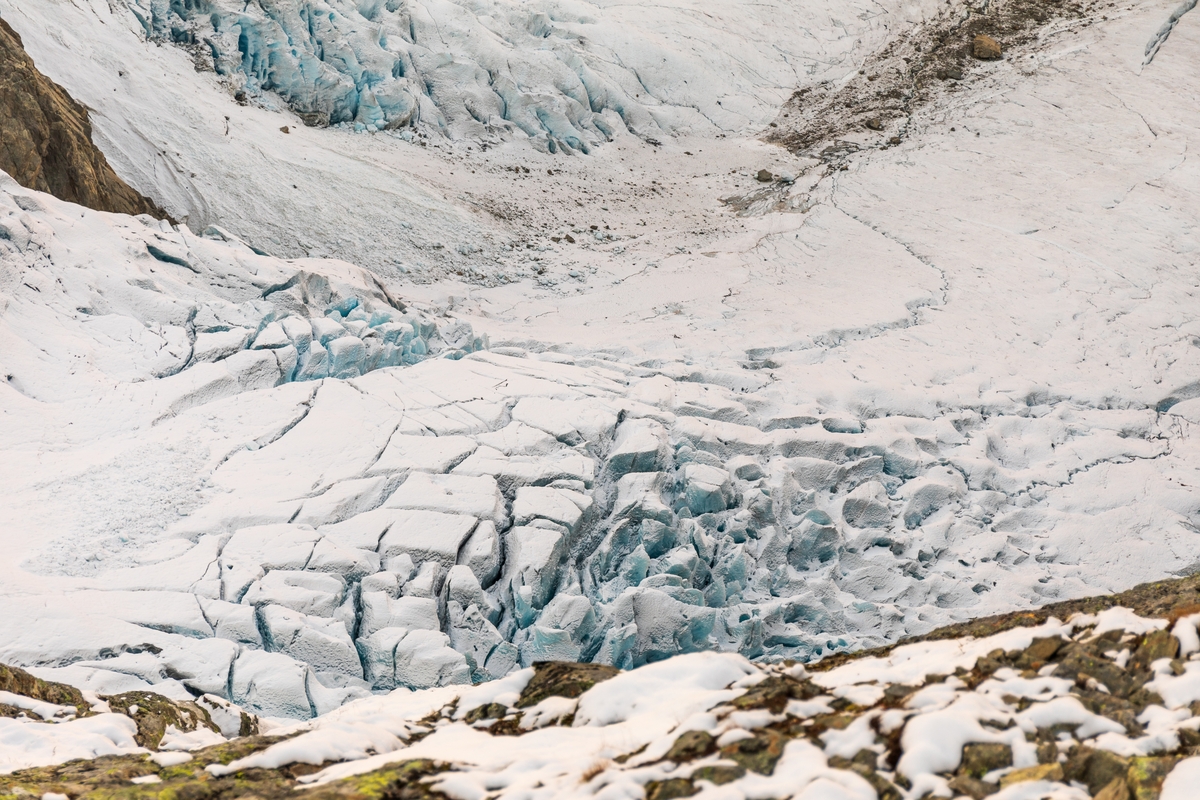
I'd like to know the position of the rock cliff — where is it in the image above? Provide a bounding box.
[0,16,161,217]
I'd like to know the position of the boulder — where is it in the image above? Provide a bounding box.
[972,34,1002,60]
[516,661,620,707]
[104,692,221,749]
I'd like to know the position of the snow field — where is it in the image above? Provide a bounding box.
[4,84,1200,720]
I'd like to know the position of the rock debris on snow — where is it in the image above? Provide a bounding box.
[972,34,1004,60]
[6,591,1200,798]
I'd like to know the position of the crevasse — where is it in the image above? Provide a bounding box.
[129,0,658,150]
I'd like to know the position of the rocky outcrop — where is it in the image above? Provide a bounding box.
[767,0,1094,156]
[972,34,1003,60]
[0,17,162,217]
[0,663,90,717]
[7,574,1200,798]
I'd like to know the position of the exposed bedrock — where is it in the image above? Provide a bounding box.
[0,18,162,217]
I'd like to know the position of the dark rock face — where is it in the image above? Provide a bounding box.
[0,17,162,217]
[0,663,89,716]
[516,661,621,707]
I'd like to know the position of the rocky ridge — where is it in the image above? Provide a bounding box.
[7,575,1200,798]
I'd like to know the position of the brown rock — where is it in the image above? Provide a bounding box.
[865,118,884,131]
[0,703,27,719]
[1017,636,1064,669]
[0,18,163,217]
[972,34,1002,60]
[0,663,89,716]
[1180,726,1200,748]
[1130,629,1178,672]
[1054,648,1136,697]
[463,702,509,724]
[999,762,1062,787]
[1035,742,1058,764]
[644,778,697,800]
[848,764,902,800]
[1095,777,1131,800]
[104,691,220,749]
[690,765,744,785]
[516,662,620,708]
[731,674,821,714]
[720,730,787,775]
[1126,756,1179,800]
[947,774,999,799]
[1065,746,1133,795]
[665,730,716,763]
[1076,690,1141,731]
[960,743,1012,778]
[1063,743,1093,780]
[1086,750,1131,795]
[756,169,773,182]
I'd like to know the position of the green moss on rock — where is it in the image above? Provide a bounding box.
[104,692,220,749]
[0,663,90,716]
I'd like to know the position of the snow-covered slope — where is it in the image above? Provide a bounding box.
[0,0,946,276]
[2,0,1200,726]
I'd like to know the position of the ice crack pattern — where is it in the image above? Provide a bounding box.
[27,350,1189,719]
[126,0,886,148]
[3,178,1199,720]
[1144,0,1198,64]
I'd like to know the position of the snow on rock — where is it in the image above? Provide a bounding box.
[9,581,1200,800]
[0,714,143,774]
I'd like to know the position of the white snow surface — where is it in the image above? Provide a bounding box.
[1,0,1200,731]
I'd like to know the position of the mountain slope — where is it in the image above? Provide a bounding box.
[2,0,1200,737]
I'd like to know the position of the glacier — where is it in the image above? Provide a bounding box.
[4,171,1200,720]
[2,0,1200,728]
[126,0,911,148]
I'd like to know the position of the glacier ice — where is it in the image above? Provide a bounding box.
[7,3,1200,724]
[124,0,890,149]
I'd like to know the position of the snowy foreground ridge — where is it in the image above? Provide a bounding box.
[9,603,1200,799]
